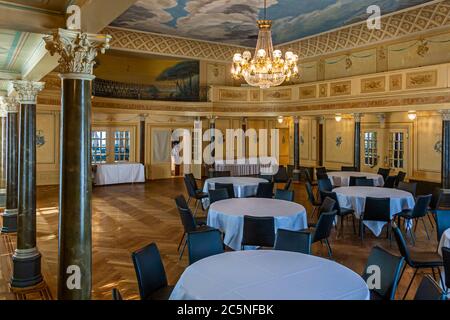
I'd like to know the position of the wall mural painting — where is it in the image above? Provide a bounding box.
[93,60,200,101]
[336,136,343,147]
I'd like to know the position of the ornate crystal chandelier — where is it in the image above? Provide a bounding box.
[231,0,299,89]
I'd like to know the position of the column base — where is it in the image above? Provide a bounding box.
[11,248,43,289]
[1,208,17,233]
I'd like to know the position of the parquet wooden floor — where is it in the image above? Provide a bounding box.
[0,178,445,300]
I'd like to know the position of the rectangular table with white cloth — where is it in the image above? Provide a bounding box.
[94,163,146,186]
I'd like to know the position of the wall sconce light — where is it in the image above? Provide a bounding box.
[335,114,342,122]
[408,111,417,121]
[277,116,284,124]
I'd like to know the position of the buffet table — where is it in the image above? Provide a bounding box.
[94,163,145,186]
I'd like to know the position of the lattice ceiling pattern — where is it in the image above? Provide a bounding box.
[103,27,245,62]
[277,1,450,58]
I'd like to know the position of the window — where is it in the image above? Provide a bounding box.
[389,132,405,169]
[364,132,378,167]
[114,130,130,162]
[92,131,107,164]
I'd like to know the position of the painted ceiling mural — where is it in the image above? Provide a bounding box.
[111,0,433,47]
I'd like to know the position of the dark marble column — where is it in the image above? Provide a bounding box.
[442,111,450,189]
[2,98,18,234]
[293,116,301,181]
[45,28,110,300]
[208,116,216,178]
[11,81,45,289]
[139,115,146,165]
[354,114,362,172]
[242,118,247,158]
[0,111,7,207]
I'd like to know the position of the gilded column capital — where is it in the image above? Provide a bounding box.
[441,110,450,121]
[10,81,45,104]
[293,116,300,124]
[0,96,19,113]
[44,28,111,80]
[353,113,363,123]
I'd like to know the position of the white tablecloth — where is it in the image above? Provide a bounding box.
[94,163,145,186]
[215,157,277,176]
[438,229,450,256]
[334,187,415,236]
[207,198,307,251]
[328,172,384,187]
[169,250,370,300]
[202,177,267,207]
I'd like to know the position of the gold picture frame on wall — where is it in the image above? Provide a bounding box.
[219,89,248,101]
[361,76,386,93]
[406,70,437,89]
[299,85,317,99]
[389,74,403,91]
[319,84,328,98]
[263,89,292,101]
[330,81,351,96]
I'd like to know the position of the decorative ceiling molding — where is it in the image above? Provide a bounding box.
[102,2,450,63]
[102,26,248,63]
[277,0,450,60]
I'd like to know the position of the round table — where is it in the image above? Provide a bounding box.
[208,198,307,251]
[169,250,370,300]
[328,171,384,187]
[334,186,415,236]
[438,229,450,256]
[202,177,268,207]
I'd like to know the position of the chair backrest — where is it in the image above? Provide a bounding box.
[284,179,293,191]
[414,275,445,300]
[436,210,450,242]
[175,194,189,210]
[312,210,337,243]
[112,288,123,300]
[355,178,375,187]
[377,168,391,181]
[305,182,316,205]
[131,243,168,300]
[429,187,443,211]
[184,175,197,197]
[316,167,327,176]
[304,169,313,184]
[188,229,224,265]
[363,197,391,222]
[342,166,357,172]
[395,171,406,187]
[319,197,336,216]
[318,178,333,192]
[273,166,289,183]
[208,188,230,205]
[259,174,273,182]
[392,223,413,266]
[275,189,294,202]
[410,195,432,219]
[215,183,235,198]
[185,173,198,191]
[362,246,405,300]
[242,216,275,247]
[274,229,311,254]
[397,181,418,197]
[319,191,340,214]
[317,172,329,181]
[176,205,197,233]
[287,165,294,178]
[349,176,358,186]
[213,171,231,177]
[256,182,274,198]
[383,176,396,188]
[443,247,450,291]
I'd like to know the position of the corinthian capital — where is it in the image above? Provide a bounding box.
[10,81,45,104]
[0,96,19,113]
[441,110,450,121]
[44,28,111,78]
